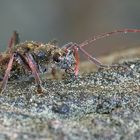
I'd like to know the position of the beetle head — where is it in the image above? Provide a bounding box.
[53,49,75,70]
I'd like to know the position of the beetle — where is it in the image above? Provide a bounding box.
[0,29,140,94]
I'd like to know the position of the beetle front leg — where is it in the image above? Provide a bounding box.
[65,43,110,73]
[62,43,80,77]
[73,46,80,77]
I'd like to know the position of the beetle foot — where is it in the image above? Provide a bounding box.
[36,84,47,94]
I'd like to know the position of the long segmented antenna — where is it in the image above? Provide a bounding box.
[79,29,140,48]
[78,29,140,67]
[79,29,140,67]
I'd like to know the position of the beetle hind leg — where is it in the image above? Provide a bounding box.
[0,53,15,94]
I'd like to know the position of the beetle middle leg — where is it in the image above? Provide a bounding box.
[25,53,46,94]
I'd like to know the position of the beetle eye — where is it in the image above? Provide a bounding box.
[53,53,61,62]
[37,51,46,59]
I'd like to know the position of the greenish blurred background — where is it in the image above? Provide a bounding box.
[0,0,140,58]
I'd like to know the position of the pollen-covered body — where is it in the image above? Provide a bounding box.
[12,41,66,64]
[0,41,75,81]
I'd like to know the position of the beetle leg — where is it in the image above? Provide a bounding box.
[51,67,57,79]
[16,52,31,71]
[64,43,109,77]
[73,46,79,77]
[62,43,80,77]
[0,53,15,94]
[8,31,20,52]
[25,53,46,94]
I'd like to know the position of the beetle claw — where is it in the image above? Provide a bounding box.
[36,84,47,94]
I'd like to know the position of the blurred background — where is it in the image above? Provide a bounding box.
[0,0,140,60]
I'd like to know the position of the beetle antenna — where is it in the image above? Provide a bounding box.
[79,29,140,48]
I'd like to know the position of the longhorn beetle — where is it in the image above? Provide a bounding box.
[0,29,140,94]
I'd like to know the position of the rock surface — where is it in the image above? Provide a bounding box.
[0,59,140,140]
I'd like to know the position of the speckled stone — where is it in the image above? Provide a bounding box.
[0,59,140,140]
